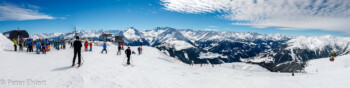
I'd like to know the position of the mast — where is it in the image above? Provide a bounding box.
[74,26,77,37]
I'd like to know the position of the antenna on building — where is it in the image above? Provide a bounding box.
[74,26,77,37]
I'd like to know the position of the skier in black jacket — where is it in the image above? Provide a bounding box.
[72,36,83,67]
[125,47,132,65]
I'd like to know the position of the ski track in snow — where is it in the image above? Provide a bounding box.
[0,42,349,88]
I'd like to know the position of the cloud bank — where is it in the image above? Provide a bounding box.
[0,3,54,21]
[161,0,350,34]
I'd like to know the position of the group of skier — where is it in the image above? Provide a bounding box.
[83,41,93,52]
[12,38,56,54]
[71,36,143,67]
[53,40,66,50]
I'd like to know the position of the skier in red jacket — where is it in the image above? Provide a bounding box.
[84,41,88,51]
[89,42,92,51]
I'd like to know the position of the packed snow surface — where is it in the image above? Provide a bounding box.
[0,34,13,51]
[0,41,349,88]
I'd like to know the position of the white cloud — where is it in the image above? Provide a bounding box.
[161,0,350,34]
[204,28,217,31]
[208,26,215,28]
[0,3,54,21]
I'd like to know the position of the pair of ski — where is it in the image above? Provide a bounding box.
[123,63,135,67]
[72,63,83,69]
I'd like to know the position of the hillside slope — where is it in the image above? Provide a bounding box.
[0,38,349,88]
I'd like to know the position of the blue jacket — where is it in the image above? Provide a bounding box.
[27,41,31,46]
[103,44,107,49]
[36,42,41,49]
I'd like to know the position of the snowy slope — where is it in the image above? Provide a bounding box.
[1,42,349,88]
[0,34,13,51]
[305,54,350,73]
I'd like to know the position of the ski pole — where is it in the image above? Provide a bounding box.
[122,56,126,64]
[81,52,85,63]
[130,56,134,64]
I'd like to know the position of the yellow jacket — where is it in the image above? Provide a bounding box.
[13,39,17,45]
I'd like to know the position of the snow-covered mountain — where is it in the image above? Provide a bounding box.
[247,35,350,72]
[118,27,149,46]
[31,30,121,40]
[29,27,350,72]
[180,29,290,42]
[151,27,195,51]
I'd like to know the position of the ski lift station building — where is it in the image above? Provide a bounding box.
[3,30,30,39]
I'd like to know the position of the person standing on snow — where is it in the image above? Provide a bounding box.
[122,43,124,50]
[70,42,73,48]
[84,41,88,51]
[63,41,66,49]
[101,43,107,54]
[89,42,92,51]
[46,39,50,52]
[56,41,60,50]
[36,39,41,54]
[330,52,337,62]
[137,47,142,54]
[117,45,121,55]
[125,47,132,65]
[19,38,23,51]
[26,39,31,52]
[72,36,83,67]
[13,38,17,51]
[42,43,46,54]
[30,39,34,52]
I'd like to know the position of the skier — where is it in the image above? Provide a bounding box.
[101,43,107,54]
[26,39,31,52]
[63,41,66,49]
[56,41,60,50]
[19,38,23,51]
[117,45,121,55]
[60,41,63,49]
[13,38,17,51]
[42,43,46,54]
[125,47,132,65]
[46,39,50,52]
[122,43,124,50]
[137,47,142,54]
[36,39,41,54]
[84,41,88,51]
[72,36,83,67]
[89,42,92,51]
[70,42,73,48]
[330,52,337,62]
[31,39,34,52]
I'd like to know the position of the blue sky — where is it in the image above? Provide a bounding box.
[0,0,349,37]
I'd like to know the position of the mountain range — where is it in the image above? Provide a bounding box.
[31,27,350,72]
